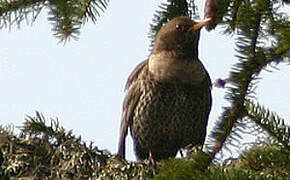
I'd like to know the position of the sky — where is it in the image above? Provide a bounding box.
[0,0,289,161]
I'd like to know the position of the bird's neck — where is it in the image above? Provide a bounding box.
[148,51,206,85]
[152,44,199,60]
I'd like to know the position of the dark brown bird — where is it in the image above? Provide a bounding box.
[118,16,212,161]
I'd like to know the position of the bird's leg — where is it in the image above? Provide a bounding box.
[147,151,157,175]
[148,151,156,167]
[179,150,184,158]
[185,144,204,157]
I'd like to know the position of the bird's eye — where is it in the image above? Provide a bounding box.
[175,24,189,31]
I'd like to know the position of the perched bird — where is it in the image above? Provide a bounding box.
[118,16,212,161]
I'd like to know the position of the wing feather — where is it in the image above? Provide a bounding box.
[117,60,148,158]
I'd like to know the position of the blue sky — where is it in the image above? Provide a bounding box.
[0,0,289,161]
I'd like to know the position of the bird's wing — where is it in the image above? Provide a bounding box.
[124,59,149,91]
[202,66,213,136]
[117,59,148,158]
[204,65,213,115]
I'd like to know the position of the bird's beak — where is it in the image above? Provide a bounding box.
[193,18,211,30]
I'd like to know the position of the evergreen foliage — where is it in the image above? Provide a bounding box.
[206,0,289,162]
[0,0,289,179]
[155,144,289,179]
[0,112,110,179]
[0,0,109,42]
[245,101,289,149]
[1,113,288,179]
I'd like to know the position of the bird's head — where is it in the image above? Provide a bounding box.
[152,16,211,59]
[149,16,211,84]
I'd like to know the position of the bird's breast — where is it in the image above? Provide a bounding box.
[148,52,206,84]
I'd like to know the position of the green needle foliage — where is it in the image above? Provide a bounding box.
[0,112,156,179]
[245,101,290,149]
[154,144,289,179]
[1,114,288,179]
[0,0,109,42]
[0,112,109,179]
[205,0,290,161]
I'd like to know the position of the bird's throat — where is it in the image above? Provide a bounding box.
[148,51,206,85]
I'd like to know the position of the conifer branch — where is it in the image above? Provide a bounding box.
[269,13,290,59]
[0,0,109,42]
[48,0,82,42]
[1,113,288,178]
[0,112,111,178]
[0,0,46,29]
[208,3,261,160]
[207,0,289,162]
[203,0,243,32]
[239,144,289,178]
[245,101,290,150]
[81,0,108,23]
[0,112,157,179]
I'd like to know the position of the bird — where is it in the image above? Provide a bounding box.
[117,16,212,161]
